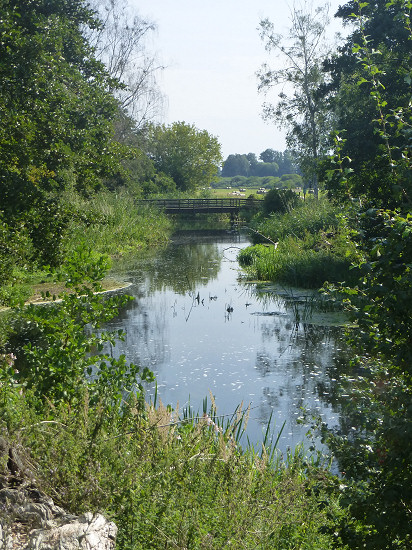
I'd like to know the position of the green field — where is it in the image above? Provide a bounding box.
[207,187,264,198]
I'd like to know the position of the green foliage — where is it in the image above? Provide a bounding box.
[221,153,251,177]
[0,388,350,550]
[281,173,304,189]
[324,0,412,209]
[0,0,128,273]
[0,216,34,287]
[320,355,412,549]
[147,121,222,192]
[23,197,72,267]
[239,234,354,288]
[6,245,154,408]
[0,214,37,305]
[262,189,300,216]
[343,209,412,369]
[316,4,412,548]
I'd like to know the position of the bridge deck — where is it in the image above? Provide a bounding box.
[138,198,260,214]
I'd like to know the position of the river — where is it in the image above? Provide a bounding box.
[107,229,350,455]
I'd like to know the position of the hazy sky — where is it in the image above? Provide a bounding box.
[130,0,347,160]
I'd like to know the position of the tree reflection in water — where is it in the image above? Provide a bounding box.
[106,230,353,453]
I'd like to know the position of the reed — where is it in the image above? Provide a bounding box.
[1,388,348,550]
[253,197,341,243]
[240,199,358,288]
[62,188,173,258]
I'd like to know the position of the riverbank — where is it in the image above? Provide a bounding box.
[0,188,173,309]
[239,197,359,288]
[0,227,355,549]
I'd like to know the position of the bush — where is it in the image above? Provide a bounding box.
[262,189,300,216]
[6,245,154,408]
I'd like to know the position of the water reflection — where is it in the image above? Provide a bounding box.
[107,230,350,453]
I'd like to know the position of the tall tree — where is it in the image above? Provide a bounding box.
[0,0,125,263]
[88,0,164,130]
[323,0,412,207]
[147,122,222,192]
[221,154,250,177]
[257,1,333,196]
[0,0,122,214]
[259,148,277,163]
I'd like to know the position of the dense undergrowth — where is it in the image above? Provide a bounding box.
[0,245,353,549]
[1,387,350,549]
[239,197,359,288]
[0,188,172,307]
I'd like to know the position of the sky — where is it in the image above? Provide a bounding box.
[130,0,347,160]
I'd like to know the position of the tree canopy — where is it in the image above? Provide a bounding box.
[0,0,123,220]
[322,0,412,208]
[147,122,222,192]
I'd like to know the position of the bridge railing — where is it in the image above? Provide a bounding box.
[137,198,260,211]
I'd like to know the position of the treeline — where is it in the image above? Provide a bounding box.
[221,149,298,178]
[215,174,302,190]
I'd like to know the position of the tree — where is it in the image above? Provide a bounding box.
[259,148,277,163]
[259,149,299,175]
[221,154,250,177]
[88,0,164,129]
[322,0,412,208]
[147,122,222,192]
[253,162,279,177]
[257,1,334,196]
[0,0,122,206]
[246,152,259,170]
[0,0,124,262]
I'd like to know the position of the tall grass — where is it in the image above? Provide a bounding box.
[62,188,173,258]
[1,387,350,550]
[240,198,358,288]
[252,197,341,243]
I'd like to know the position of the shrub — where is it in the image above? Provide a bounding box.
[6,245,154,408]
[262,188,300,216]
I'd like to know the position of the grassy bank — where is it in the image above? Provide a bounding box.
[0,188,172,307]
[1,388,350,550]
[239,198,359,288]
[0,245,353,549]
[62,189,173,258]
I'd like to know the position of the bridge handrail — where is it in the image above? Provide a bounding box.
[137,198,260,208]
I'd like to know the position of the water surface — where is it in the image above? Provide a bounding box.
[108,230,350,453]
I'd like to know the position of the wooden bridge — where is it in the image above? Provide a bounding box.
[137,198,261,215]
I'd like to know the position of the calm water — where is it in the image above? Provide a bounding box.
[108,229,350,454]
